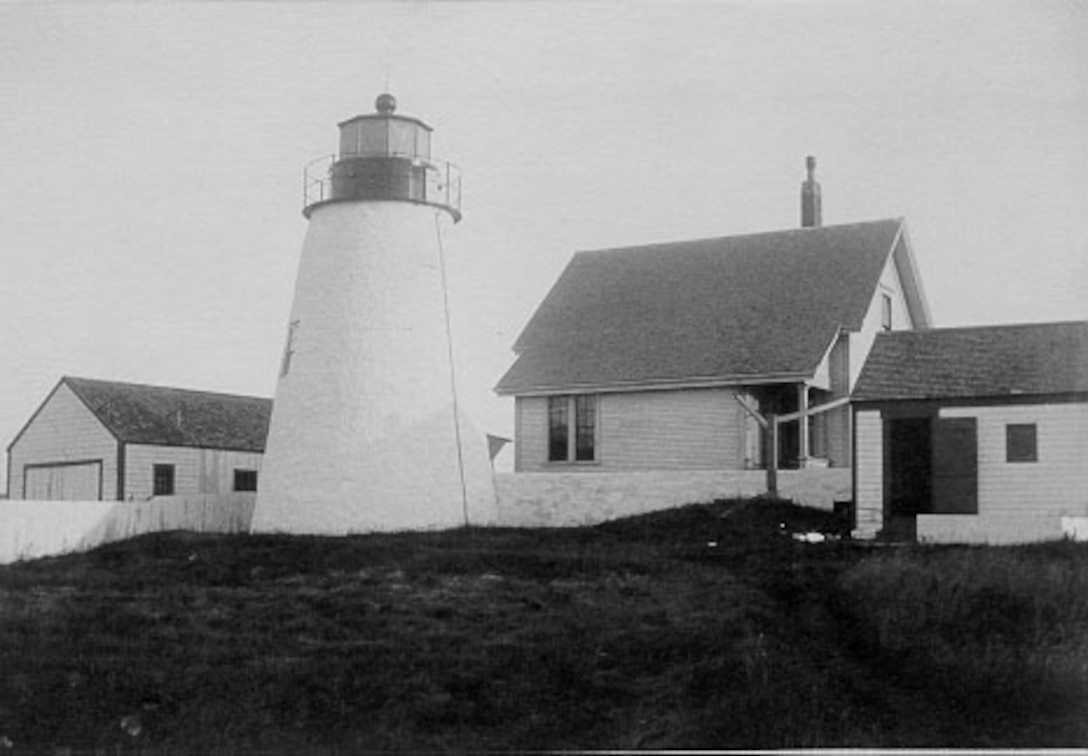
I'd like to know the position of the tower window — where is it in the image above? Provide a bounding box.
[280,320,300,377]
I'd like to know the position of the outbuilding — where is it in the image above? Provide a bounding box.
[852,321,1088,543]
[6,377,271,502]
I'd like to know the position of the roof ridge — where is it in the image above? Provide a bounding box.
[882,320,1088,336]
[575,217,904,257]
[63,376,270,403]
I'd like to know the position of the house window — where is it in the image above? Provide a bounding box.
[574,395,597,461]
[881,293,893,331]
[1006,424,1038,462]
[233,469,258,492]
[548,395,598,462]
[153,464,175,496]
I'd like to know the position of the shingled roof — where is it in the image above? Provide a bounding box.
[496,218,922,395]
[60,377,272,451]
[853,321,1088,402]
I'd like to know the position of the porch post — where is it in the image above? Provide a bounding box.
[797,383,809,466]
[766,415,778,498]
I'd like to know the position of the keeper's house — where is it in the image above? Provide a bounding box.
[495,217,929,474]
[852,321,1088,543]
[6,377,271,502]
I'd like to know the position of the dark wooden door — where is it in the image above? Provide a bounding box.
[931,417,978,514]
[884,416,932,540]
[887,417,932,516]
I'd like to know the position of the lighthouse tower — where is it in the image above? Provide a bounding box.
[252,94,496,534]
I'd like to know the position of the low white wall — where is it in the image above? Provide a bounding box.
[0,494,255,565]
[917,514,1066,545]
[494,469,851,528]
[1062,517,1088,542]
[3,469,853,561]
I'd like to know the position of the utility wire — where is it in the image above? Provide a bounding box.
[434,210,470,527]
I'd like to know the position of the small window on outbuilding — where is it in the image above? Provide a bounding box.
[233,469,258,492]
[153,464,175,496]
[1006,424,1038,463]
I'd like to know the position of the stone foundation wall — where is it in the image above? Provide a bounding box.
[494,469,851,528]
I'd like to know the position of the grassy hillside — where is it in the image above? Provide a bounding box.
[0,498,1086,751]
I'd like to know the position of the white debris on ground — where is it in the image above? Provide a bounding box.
[779,522,840,544]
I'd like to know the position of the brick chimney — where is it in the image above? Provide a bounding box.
[801,155,822,227]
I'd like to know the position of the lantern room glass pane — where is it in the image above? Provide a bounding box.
[340,120,389,157]
[414,127,431,158]
[388,119,428,158]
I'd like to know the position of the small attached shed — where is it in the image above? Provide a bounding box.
[852,321,1088,543]
[6,377,271,502]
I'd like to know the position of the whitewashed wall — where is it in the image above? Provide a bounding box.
[124,445,263,500]
[254,201,496,534]
[847,248,915,391]
[853,402,1088,543]
[0,494,255,564]
[917,514,1065,544]
[7,383,118,500]
[494,469,850,527]
[916,402,1088,543]
[853,409,884,538]
[938,402,1088,518]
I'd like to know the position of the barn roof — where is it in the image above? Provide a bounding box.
[496,218,925,395]
[853,321,1088,402]
[61,377,272,451]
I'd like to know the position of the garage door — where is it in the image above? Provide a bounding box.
[24,461,103,501]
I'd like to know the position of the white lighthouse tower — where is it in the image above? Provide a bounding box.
[252,94,496,534]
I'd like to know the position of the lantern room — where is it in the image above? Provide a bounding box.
[337,93,432,160]
[304,93,462,222]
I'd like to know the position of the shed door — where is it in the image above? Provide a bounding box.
[24,462,103,501]
[931,418,978,514]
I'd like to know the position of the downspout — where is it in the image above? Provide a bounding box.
[117,441,126,501]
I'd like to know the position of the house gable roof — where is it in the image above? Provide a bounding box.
[60,377,272,451]
[853,321,1088,402]
[496,218,915,395]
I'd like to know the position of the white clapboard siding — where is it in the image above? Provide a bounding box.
[940,402,1088,518]
[8,383,118,500]
[849,251,915,391]
[853,409,884,538]
[516,387,744,472]
[124,445,263,500]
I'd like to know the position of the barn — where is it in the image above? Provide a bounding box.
[6,377,271,502]
[852,321,1088,543]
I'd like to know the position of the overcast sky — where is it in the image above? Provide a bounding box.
[1,1,1085,489]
